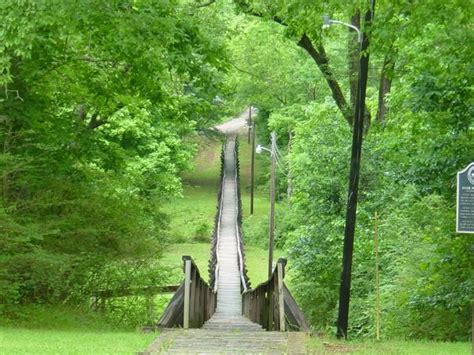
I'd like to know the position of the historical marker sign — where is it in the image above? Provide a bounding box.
[456,162,474,233]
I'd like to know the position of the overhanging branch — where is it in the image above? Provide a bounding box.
[233,1,353,126]
[297,34,353,125]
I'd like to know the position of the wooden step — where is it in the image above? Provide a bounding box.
[144,329,290,354]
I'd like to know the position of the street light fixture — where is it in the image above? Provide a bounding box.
[256,144,271,155]
[322,15,362,43]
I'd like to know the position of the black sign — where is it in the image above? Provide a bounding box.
[457,162,474,233]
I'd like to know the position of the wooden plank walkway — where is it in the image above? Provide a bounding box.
[210,137,242,318]
[144,136,302,354]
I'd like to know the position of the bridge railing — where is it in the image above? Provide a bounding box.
[242,258,287,331]
[208,142,225,290]
[242,258,310,331]
[234,137,251,292]
[157,256,216,328]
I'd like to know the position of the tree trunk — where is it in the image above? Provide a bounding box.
[376,56,394,123]
[2,117,12,202]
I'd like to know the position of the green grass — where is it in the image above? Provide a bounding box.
[165,185,218,243]
[0,305,155,354]
[182,135,223,187]
[0,327,155,355]
[161,243,212,283]
[0,305,118,331]
[161,242,286,287]
[237,132,272,247]
[306,337,472,354]
[165,135,222,243]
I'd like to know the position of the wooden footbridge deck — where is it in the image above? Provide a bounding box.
[144,135,308,354]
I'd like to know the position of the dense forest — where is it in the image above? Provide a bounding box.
[1,0,472,346]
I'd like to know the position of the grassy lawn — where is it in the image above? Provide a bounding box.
[160,242,286,287]
[165,135,222,243]
[165,185,218,243]
[0,327,155,355]
[0,306,154,354]
[306,337,472,354]
[161,243,212,283]
[238,131,269,223]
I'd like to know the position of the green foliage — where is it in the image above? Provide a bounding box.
[225,17,319,111]
[0,0,228,319]
[280,102,350,330]
[0,0,472,342]
[230,0,473,341]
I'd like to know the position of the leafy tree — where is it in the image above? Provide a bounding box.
[227,0,473,340]
[0,0,228,315]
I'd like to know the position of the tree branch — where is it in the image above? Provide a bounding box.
[196,0,216,8]
[229,61,263,80]
[297,34,353,125]
[233,1,354,126]
[88,112,107,129]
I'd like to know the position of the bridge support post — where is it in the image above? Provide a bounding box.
[183,258,191,329]
[277,261,285,331]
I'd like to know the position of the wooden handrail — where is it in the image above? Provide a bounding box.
[213,158,225,293]
[157,256,216,328]
[242,258,309,331]
[208,142,225,291]
[242,258,287,331]
[234,137,251,292]
[90,285,181,320]
[233,138,248,293]
[91,285,179,299]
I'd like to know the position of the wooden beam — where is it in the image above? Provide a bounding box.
[278,262,285,331]
[92,285,179,298]
[183,258,192,329]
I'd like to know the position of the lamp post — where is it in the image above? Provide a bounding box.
[323,1,376,340]
[256,132,277,278]
[250,107,256,215]
[247,106,252,143]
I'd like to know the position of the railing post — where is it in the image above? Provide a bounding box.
[183,257,192,329]
[278,261,285,331]
[91,295,97,311]
[146,294,154,324]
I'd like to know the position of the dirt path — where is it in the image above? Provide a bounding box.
[214,108,255,135]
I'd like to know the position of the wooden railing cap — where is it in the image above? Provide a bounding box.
[277,258,287,266]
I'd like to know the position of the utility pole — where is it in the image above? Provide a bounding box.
[250,111,256,215]
[268,132,277,278]
[336,0,376,340]
[287,131,293,202]
[374,212,381,341]
[247,106,252,144]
